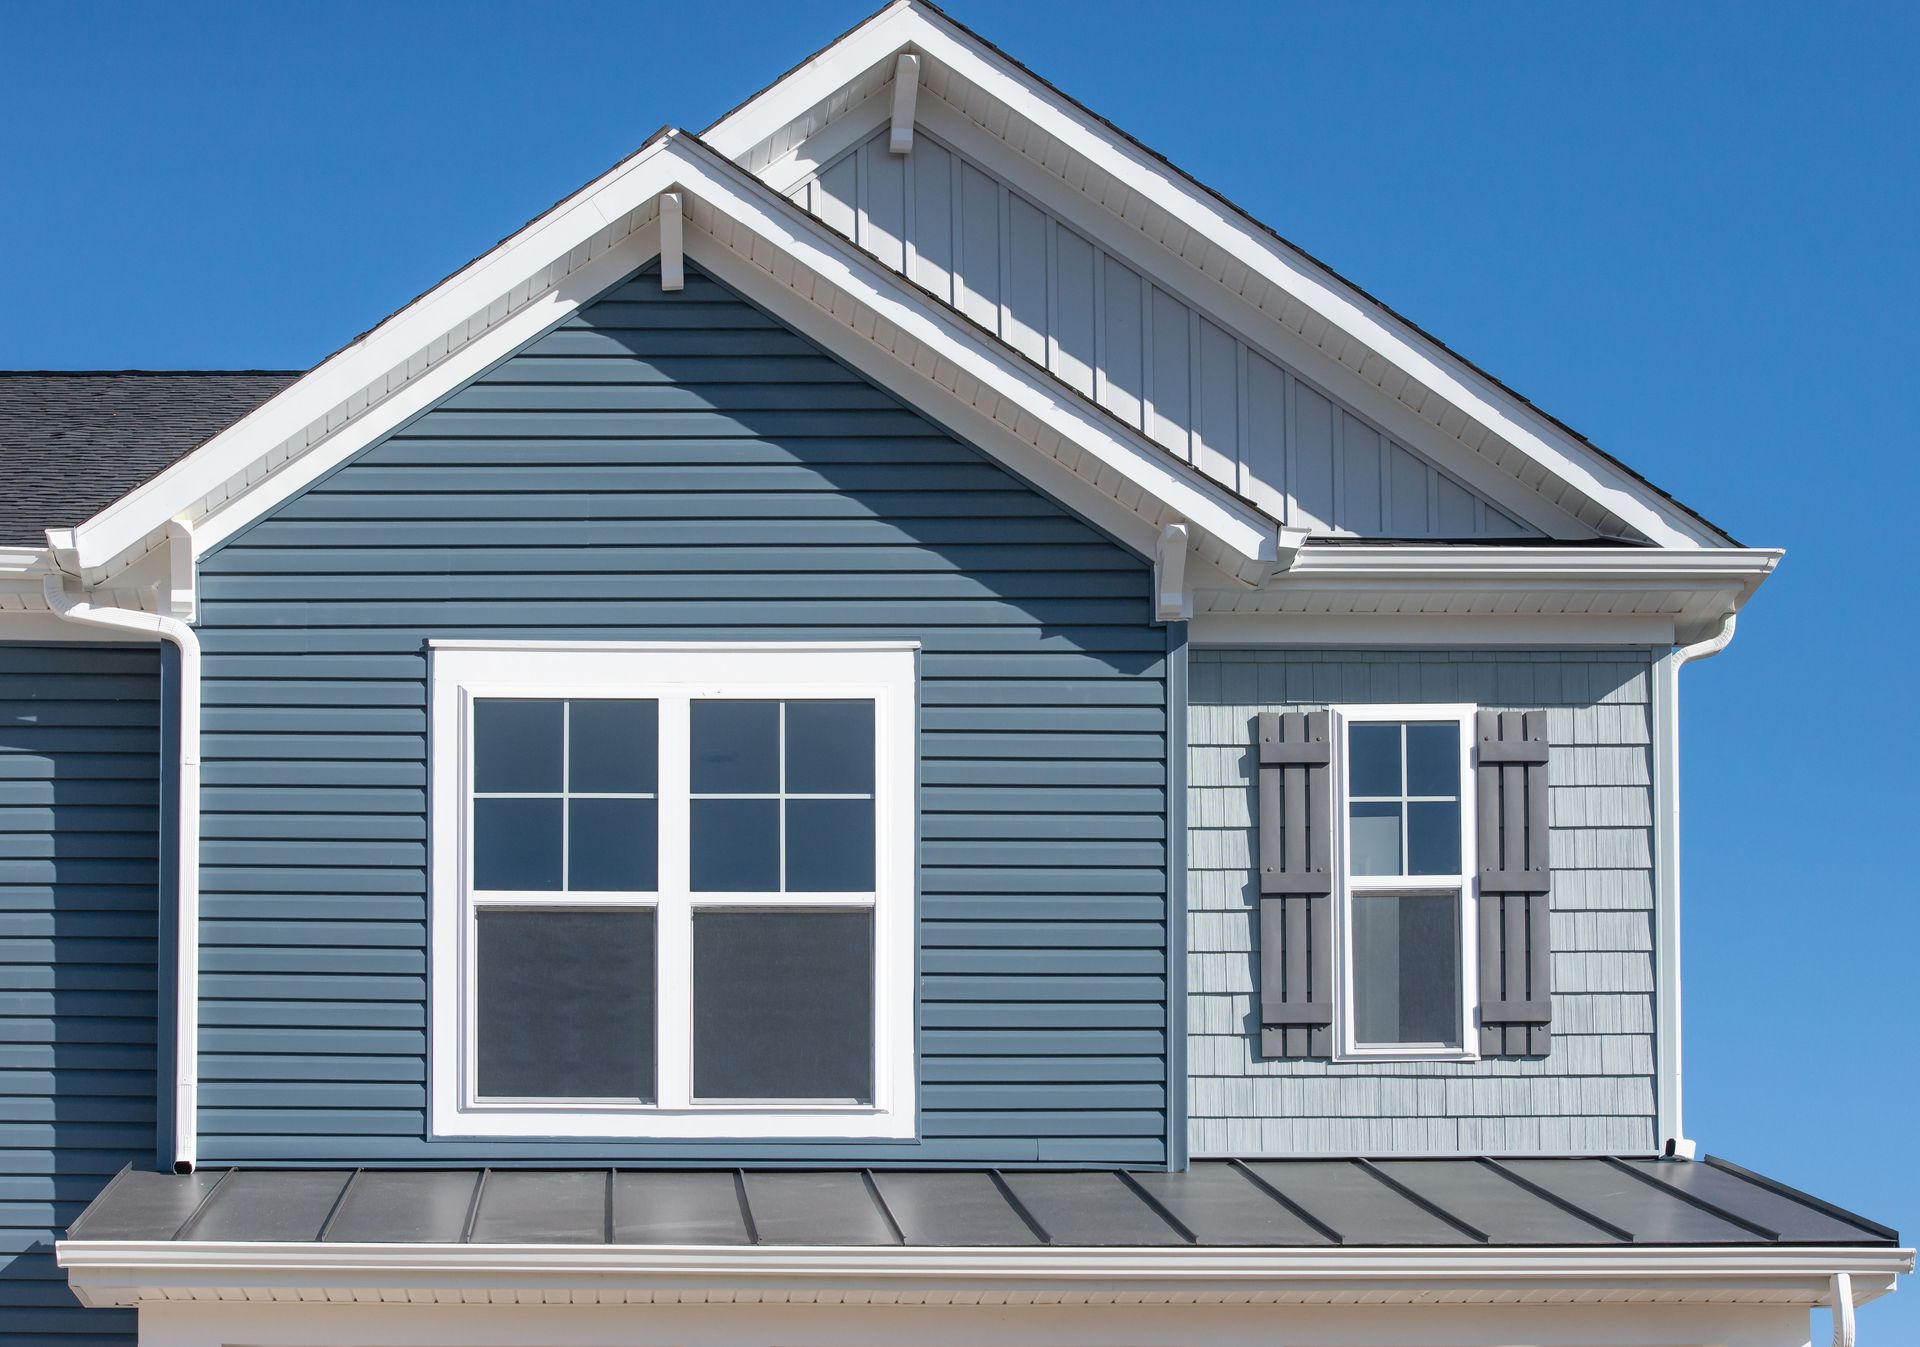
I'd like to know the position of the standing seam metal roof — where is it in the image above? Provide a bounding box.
[64,1157,1898,1249]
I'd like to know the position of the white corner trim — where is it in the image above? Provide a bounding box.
[659,190,685,291]
[889,52,920,153]
[1154,522,1190,622]
[705,2,1734,549]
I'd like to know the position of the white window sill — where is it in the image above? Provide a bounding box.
[430,1101,918,1141]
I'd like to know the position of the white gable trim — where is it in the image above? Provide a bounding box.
[60,136,1282,585]
[705,1,1733,550]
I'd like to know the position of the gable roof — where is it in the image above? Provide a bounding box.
[0,371,295,546]
[12,1,1778,642]
[705,0,1738,550]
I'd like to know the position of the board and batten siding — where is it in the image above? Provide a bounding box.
[1188,649,1657,1157]
[794,126,1537,541]
[192,260,1172,1168]
[0,643,159,1347]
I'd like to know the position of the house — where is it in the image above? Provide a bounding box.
[0,3,1905,1344]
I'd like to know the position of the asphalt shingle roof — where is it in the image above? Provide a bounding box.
[0,371,299,547]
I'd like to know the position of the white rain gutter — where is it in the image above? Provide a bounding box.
[1653,609,1739,1160]
[42,529,201,1174]
[53,1238,1914,1310]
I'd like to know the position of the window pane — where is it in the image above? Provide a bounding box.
[785,798,875,891]
[1407,800,1461,876]
[474,700,562,793]
[568,797,658,892]
[692,910,872,1101]
[476,908,654,1099]
[1349,800,1402,876]
[1348,723,1401,797]
[474,797,562,890]
[1352,893,1459,1047]
[690,700,779,794]
[1405,722,1460,798]
[569,700,657,794]
[785,700,875,794]
[690,798,780,892]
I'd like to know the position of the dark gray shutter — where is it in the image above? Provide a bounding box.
[1256,710,1333,1059]
[1475,709,1552,1057]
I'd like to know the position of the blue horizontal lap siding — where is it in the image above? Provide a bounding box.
[0,643,158,1345]
[194,262,1169,1166]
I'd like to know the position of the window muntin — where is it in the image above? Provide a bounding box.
[1335,705,1477,1061]
[429,642,918,1140]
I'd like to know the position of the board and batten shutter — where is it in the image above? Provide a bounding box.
[1475,709,1552,1057]
[1255,711,1333,1059]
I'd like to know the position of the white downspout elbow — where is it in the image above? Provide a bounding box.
[43,566,201,1173]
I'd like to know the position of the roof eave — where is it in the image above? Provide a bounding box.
[57,1237,1914,1311]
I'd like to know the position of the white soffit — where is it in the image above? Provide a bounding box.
[704,0,1737,551]
[61,132,1281,586]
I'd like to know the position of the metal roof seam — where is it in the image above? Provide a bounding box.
[458,1169,489,1245]
[1702,1155,1900,1243]
[1353,1160,1490,1244]
[170,1168,235,1243]
[1226,1160,1344,1245]
[314,1170,361,1244]
[859,1170,907,1247]
[1598,1158,1781,1242]
[1113,1170,1198,1245]
[731,1170,762,1246]
[1475,1158,1635,1244]
[987,1170,1051,1246]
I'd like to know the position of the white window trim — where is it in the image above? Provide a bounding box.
[428,640,920,1140]
[1330,703,1480,1064]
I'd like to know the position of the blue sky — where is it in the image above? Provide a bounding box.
[4,0,1916,1333]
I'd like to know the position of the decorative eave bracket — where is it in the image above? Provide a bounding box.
[889,53,921,154]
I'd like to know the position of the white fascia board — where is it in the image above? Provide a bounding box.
[56,1239,1913,1310]
[1191,612,1682,648]
[1279,545,1781,589]
[64,135,681,575]
[706,1,1732,550]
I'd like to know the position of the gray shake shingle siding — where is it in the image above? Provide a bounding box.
[1187,649,1658,1157]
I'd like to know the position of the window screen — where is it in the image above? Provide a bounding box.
[1351,893,1459,1047]
[691,909,873,1102]
[475,908,656,1099]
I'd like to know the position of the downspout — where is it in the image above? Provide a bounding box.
[1653,610,1736,1161]
[43,541,201,1174]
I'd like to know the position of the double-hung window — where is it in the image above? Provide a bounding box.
[1335,704,1477,1060]
[429,641,917,1138]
